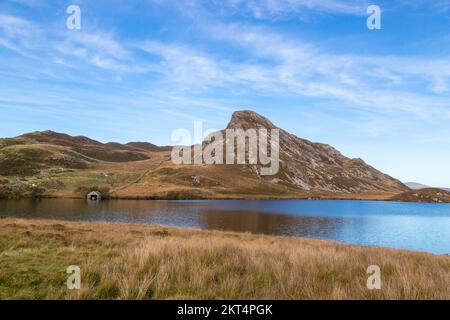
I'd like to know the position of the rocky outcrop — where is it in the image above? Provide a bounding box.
[224,110,407,193]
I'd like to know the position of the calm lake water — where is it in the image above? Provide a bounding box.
[0,199,449,254]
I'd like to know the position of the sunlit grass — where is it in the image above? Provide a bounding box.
[0,218,448,300]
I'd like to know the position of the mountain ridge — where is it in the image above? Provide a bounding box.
[0,110,418,200]
[222,110,407,193]
[19,130,170,162]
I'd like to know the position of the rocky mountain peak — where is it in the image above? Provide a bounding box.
[223,110,407,193]
[227,110,277,130]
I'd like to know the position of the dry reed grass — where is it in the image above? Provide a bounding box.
[0,218,448,300]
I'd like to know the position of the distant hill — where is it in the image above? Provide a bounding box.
[0,131,169,178]
[19,130,168,162]
[405,182,431,190]
[405,182,450,192]
[126,142,172,152]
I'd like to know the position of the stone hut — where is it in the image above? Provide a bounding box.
[87,191,102,201]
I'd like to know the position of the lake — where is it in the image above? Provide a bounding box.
[0,199,449,254]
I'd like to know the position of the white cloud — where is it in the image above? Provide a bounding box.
[149,0,370,19]
[0,14,42,57]
[1,11,450,120]
[6,0,38,7]
[0,14,145,74]
[190,23,450,116]
[69,32,129,60]
[213,0,369,18]
[114,22,450,118]
[0,14,33,37]
[53,30,133,71]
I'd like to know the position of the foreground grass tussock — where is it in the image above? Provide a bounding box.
[0,218,448,300]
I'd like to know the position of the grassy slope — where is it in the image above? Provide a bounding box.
[0,218,448,300]
[390,188,450,203]
[0,143,91,175]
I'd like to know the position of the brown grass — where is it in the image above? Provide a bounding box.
[0,218,448,300]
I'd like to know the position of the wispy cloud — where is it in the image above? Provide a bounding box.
[3,10,448,120]
[54,30,134,72]
[5,0,39,7]
[135,22,450,118]
[0,13,151,76]
[148,0,370,19]
[211,0,370,18]
[0,14,42,57]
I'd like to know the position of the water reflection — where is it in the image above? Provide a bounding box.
[198,208,344,239]
[0,199,449,254]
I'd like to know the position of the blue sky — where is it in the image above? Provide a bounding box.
[1,0,450,186]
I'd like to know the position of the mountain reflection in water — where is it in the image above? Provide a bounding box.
[0,199,449,254]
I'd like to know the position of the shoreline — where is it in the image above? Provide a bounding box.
[2,194,448,204]
[1,216,448,256]
[0,217,448,299]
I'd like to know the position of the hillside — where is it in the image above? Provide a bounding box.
[390,188,450,203]
[19,131,152,162]
[0,138,93,175]
[225,110,407,193]
[0,110,410,200]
